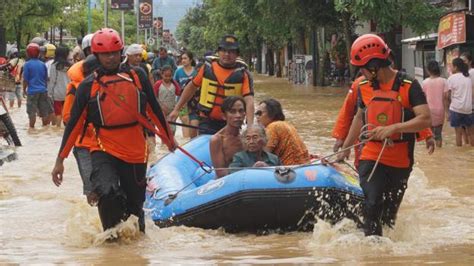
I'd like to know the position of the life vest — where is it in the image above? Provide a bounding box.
[88,70,146,129]
[197,60,246,119]
[359,72,415,142]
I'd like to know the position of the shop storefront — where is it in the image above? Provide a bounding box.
[437,10,474,75]
[401,33,438,83]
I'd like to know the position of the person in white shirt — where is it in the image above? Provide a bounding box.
[446,58,473,146]
[460,53,474,110]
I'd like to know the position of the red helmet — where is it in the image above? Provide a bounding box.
[350,34,390,67]
[91,28,124,54]
[26,43,40,58]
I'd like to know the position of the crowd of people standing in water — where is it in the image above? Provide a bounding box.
[0,27,471,238]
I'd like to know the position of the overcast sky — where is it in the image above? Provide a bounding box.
[93,0,201,33]
[154,0,201,34]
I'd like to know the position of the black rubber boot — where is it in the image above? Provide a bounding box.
[97,194,128,231]
[138,210,145,233]
[363,203,383,236]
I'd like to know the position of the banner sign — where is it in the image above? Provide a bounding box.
[153,17,163,37]
[111,0,134,10]
[437,12,466,49]
[138,0,153,29]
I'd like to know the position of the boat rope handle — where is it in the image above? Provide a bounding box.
[366,138,389,182]
[164,170,210,205]
[176,146,213,173]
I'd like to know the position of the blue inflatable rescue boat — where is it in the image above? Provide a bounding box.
[144,135,363,233]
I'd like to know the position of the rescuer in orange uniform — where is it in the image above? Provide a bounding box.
[62,33,99,205]
[51,28,176,233]
[332,76,435,169]
[337,34,431,236]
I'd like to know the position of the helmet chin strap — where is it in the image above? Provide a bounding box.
[368,67,380,90]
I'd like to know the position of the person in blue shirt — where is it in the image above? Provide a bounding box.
[152,47,177,81]
[173,50,198,138]
[22,43,53,128]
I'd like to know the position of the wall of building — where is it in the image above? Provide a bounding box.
[401,28,418,77]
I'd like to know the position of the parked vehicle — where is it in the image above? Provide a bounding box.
[0,95,21,166]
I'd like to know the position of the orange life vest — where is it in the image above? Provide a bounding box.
[358,72,417,168]
[88,71,146,129]
[360,72,415,142]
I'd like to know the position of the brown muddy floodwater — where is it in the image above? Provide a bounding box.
[1,75,473,264]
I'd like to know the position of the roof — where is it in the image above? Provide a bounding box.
[401,33,438,44]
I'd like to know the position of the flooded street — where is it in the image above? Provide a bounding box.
[1,75,473,264]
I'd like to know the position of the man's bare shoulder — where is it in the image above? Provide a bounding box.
[210,131,224,145]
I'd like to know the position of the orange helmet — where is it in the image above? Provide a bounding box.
[91,28,124,54]
[350,34,390,67]
[26,43,41,58]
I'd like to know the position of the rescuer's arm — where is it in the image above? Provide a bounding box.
[168,66,204,122]
[52,77,92,186]
[244,95,255,126]
[336,108,363,162]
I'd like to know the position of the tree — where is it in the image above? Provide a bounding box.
[335,0,444,72]
[175,2,212,57]
[0,0,67,50]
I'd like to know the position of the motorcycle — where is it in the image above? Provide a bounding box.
[0,67,21,165]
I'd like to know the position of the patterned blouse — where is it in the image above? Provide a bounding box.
[265,120,310,165]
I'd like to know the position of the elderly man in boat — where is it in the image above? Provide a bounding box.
[229,124,280,173]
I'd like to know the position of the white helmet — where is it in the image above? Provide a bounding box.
[30,37,47,46]
[125,44,143,55]
[7,47,18,57]
[81,33,94,50]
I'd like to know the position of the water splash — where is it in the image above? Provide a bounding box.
[306,167,474,258]
[64,202,142,248]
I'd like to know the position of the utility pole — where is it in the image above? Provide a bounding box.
[104,0,108,27]
[121,10,125,41]
[312,29,318,86]
[87,0,91,34]
[136,0,139,43]
[144,29,147,45]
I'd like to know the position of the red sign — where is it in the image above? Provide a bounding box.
[138,0,153,29]
[437,12,466,49]
[153,17,163,37]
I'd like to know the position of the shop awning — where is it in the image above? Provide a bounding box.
[401,33,438,44]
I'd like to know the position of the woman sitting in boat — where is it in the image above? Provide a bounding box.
[229,124,280,173]
[256,98,310,165]
[210,96,246,178]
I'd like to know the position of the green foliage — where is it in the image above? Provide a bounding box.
[176,2,212,56]
[176,0,341,58]
[0,0,139,50]
[335,0,443,34]
[0,0,67,48]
